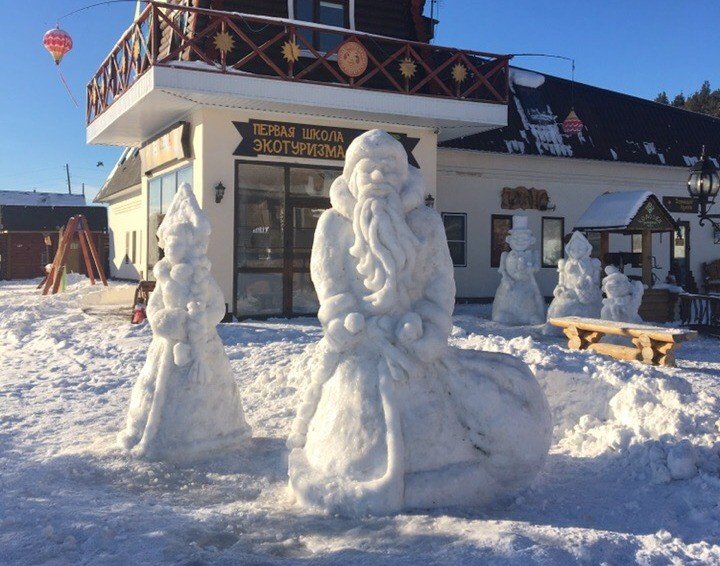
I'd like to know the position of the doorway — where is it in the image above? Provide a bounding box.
[234,161,339,318]
[670,220,692,289]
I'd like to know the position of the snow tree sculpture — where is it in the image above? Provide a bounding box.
[492,215,546,325]
[118,184,251,461]
[287,130,551,516]
[601,265,644,324]
[546,231,602,330]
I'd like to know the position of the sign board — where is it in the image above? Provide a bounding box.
[663,196,699,214]
[233,120,420,167]
[628,197,676,232]
[140,122,191,174]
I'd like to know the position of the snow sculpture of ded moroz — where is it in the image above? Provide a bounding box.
[545,231,603,332]
[492,215,546,325]
[287,130,552,516]
[118,184,251,461]
[601,265,644,324]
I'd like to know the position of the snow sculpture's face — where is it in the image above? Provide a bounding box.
[604,275,631,298]
[507,230,535,252]
[351,156,407,200]
[163,223,193,265]
[566,234,592,260]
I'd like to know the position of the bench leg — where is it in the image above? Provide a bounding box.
[631,334,677,367]
[563,325,603,350]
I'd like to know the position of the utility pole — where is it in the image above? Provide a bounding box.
[82,183,86,197]
[65,163,72,194]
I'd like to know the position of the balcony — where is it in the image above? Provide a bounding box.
[86,2,510,145]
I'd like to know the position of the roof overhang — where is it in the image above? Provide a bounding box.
[87,65,508,146]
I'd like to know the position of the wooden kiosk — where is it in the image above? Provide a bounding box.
[575,191,678,323]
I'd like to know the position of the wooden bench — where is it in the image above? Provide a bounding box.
[549,317,697,367]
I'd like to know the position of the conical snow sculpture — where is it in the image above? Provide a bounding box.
[492,215,546,325]
[287,130,551,516]
[545,231,602,333]
[118,184,251,461]
[601,266,644,323]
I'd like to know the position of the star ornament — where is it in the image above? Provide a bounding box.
[399,57,417,79]
[282,40,301,63]
[214,30,235,55]
[451,63,468,84]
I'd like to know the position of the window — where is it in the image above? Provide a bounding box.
[131,231,137,264]
[295,0,348,51]
[585,231,601,259]
[442,213,467,267]
[631,233,643,253]
[541,217,565,267]
[491,215,512,268]
[147,165,193,276]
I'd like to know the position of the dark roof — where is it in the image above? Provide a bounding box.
[0,205,108,232]
[441,69,720,168]
[94,148,141,203]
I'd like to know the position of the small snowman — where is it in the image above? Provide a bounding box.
[492,215,545,325]
[601,265,644,323]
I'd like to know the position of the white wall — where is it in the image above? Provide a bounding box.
[106,189,144,280]
[437,149,718,299]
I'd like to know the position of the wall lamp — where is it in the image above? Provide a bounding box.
[214,181,226,203]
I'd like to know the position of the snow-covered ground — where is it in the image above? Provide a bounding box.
[1,278,719,564]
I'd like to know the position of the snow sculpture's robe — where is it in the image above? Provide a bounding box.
[546,232,603,333]
[492,240,546,326]
[601,266,644,324]
[288,130,552,516]
[118,184,251,462]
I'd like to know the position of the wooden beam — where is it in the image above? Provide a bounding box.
[642,229,652,287]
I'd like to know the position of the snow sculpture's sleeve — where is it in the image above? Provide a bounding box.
[311,209,360,350]
[406,209,455,362]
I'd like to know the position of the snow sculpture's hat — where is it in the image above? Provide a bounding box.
[157,183,212,253]
[329,129,423,218]
[602,265,631,296]
[565,231,593,259]
[511,215,529,231]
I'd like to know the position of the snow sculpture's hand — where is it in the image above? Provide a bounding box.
[173,342,192,366]
[325,313,364,352]
[396,312,423,345]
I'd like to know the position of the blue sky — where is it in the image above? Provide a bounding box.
[0,1,718,201]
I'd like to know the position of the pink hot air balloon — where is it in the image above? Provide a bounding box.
[43,27,73,65]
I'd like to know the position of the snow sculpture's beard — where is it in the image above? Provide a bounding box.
[349,187,418,314]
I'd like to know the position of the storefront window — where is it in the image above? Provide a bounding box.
[491,215,512,268]
[542,217,564,267]
[147,165,193,277]
[442,213,467,267]
[236,272,284,317]
[293,272,320,314]
[289,167,336,197]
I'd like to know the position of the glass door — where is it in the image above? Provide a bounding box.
[288,200,328,315]
[671,221,691,288]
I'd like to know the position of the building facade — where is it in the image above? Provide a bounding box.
[93,1,720,317]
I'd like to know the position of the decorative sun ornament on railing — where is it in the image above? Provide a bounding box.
[213,30,235,55]
[399,57,417,80]
[282,40,301,64]
[451,63,468,84]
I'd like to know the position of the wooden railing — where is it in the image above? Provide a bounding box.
[86,2,510,124]
[679,293,720,335]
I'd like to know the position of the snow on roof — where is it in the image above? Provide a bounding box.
[574,190,654,230]
[0,190,86,207]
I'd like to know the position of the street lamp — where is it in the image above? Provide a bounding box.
[686,146,720,230]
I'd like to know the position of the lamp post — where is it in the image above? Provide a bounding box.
[686,147,720,232]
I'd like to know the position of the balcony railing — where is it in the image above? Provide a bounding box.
[86,2,510,125]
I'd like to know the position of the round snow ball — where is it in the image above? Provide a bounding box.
[344,312,365,334]
[171,263,193,283]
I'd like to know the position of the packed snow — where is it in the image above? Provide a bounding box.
[0,190,86,207]
[288,131,551,516]
[117,184,251,462]
[1,276,720,563]
[492,214,546,325]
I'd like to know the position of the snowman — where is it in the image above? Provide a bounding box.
[492,215,546,325]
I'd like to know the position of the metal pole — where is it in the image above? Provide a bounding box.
[65,164,72,194]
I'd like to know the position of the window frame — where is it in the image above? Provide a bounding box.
[490,214,513,268]
[293,0,352,51]
[541,216,565,268]
[441,212,467,268]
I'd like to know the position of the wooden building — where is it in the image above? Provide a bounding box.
[0,192,108,280]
